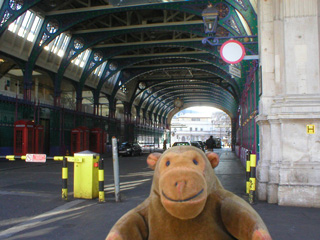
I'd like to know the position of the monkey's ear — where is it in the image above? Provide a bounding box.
[206,152,220,169]
[147,152,162,170]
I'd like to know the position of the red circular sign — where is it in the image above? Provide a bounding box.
[220,40,246,64]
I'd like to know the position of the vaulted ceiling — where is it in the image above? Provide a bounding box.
[0,0,258,120]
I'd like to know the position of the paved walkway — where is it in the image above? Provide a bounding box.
[0,149,319,239]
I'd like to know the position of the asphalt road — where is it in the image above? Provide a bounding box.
[0,149,320,240]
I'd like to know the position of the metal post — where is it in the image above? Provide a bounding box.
[249,153,256,204]
[112,136,121,202]
[246,150,251,194]
[62,157,68,201]
[98,158,105,202]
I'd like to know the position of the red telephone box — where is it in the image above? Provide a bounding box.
[71,128,83,155]
[34,125,44,153]
[78,126,89,151]
[90,128,103,153]
[14,120,34,156]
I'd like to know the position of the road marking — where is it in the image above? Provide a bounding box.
[0,200,84,239]
[0,190,53,198]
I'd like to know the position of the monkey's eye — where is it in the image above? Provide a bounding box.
[193,159,198,165]
[166,160,170,166]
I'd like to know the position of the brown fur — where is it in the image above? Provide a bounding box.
[106,146,272,240]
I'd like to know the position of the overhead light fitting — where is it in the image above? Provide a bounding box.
[202,3,219,46]
[202,3,219,35]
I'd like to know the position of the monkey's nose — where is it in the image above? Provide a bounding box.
[175,180,187,195]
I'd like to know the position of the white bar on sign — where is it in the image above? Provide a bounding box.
[243,55,259,60]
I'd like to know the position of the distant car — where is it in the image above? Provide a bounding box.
[193,141,206,152]
[190,141,203,151]
[172,142,190,147]
[213,138,222,148]
[119,142,142,156]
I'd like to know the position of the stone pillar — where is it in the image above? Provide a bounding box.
[256,0,320,207]
[256,118,270,201]
[267,119,281,203]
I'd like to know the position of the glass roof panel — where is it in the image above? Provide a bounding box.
[249,0,257,14]
[235,9,252,36]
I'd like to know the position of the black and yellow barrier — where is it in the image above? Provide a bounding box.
[0,154,65,161]
[246,151,251,194]
[99,158,105,202]
[1,154,105,203]
[62,157,68,201]
[248,154,256,204]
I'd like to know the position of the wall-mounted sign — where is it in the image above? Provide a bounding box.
[307,125,315,134]
[220,40,246,64]
[229,65,241,78]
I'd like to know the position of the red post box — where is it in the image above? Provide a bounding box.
[34,125,44,153]
[78,126,90,151]
[71,128,83,155]
[90,128,103,153]
[14,120,35,156]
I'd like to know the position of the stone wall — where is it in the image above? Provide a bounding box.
[256,0,320,207]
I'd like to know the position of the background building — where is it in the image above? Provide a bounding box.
[171,108,231,147]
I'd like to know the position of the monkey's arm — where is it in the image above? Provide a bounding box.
[106,202,148,240]
[218,191,272,240]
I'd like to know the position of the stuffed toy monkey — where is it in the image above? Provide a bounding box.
[106,146,272,240]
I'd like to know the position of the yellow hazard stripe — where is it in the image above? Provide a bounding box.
[99,169,104,182]
[249,178,256,191]
[62,189,68,200]
[6,155,15,161]
[246,160,251,172]
[62,168,68,179]
[250,154,256,167]
[246,181,251,194]
[99,192,105,202]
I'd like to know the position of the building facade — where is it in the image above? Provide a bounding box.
[171,109,231,146]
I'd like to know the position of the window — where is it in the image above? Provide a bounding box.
[71,49,91,68]
[8,10,43,42]
[93,61,107,76]
[44,32,71,57]
[190,127,192,131]
[191,118,200,121]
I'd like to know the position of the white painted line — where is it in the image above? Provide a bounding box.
[0,190,53,198]
[0,200,84,239]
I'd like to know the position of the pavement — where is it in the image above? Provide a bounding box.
[0,148,319,240]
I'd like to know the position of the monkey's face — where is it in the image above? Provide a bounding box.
[157,149,208,220]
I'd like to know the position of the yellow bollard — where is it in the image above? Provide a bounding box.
[62,157,68,201]
[246,151,251,194]
[98,158,105,202]
[249,154,256,204]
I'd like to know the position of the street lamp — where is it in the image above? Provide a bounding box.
[202,3,219,46]
[202,3,219,35]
